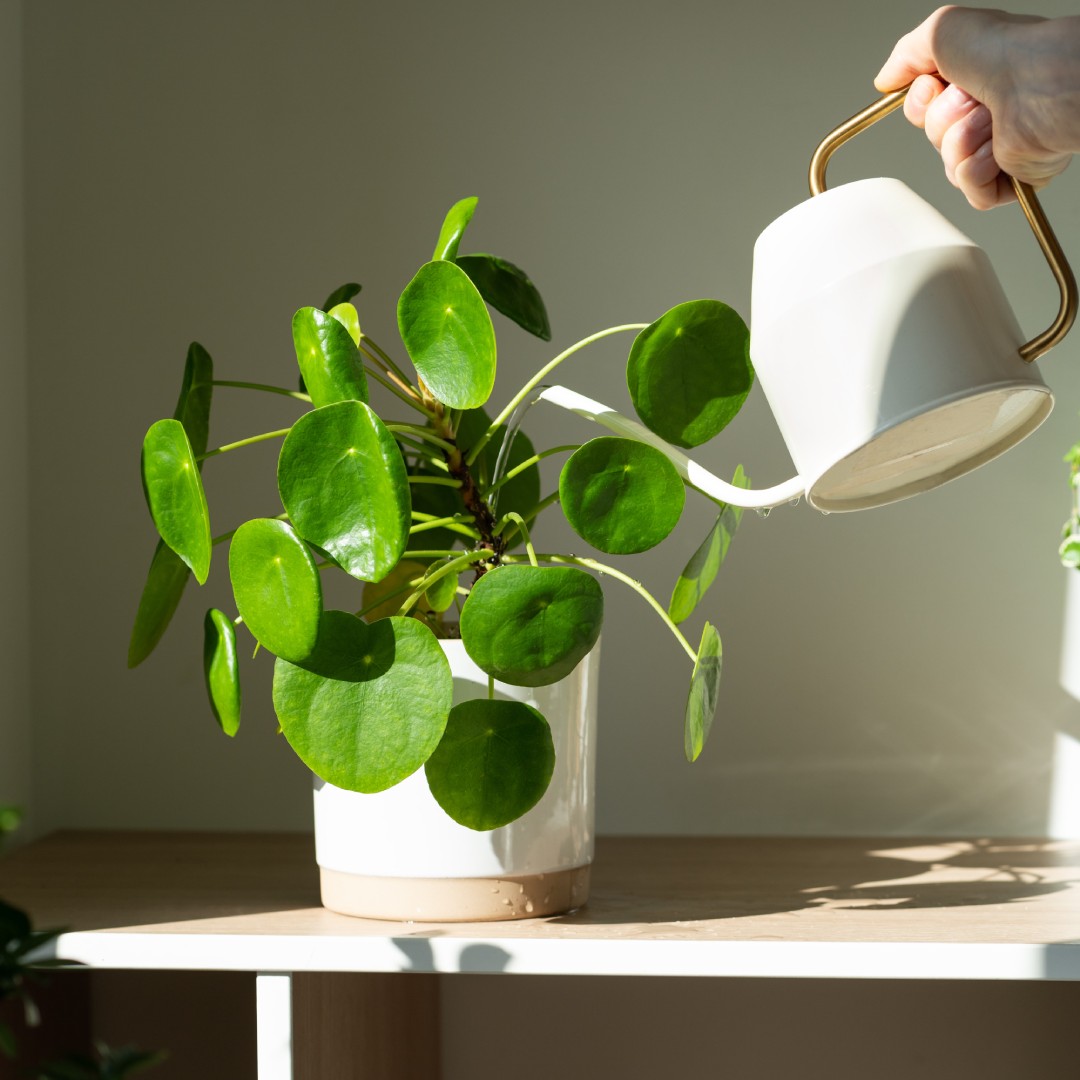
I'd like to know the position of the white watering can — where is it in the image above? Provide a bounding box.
[541,87,1078,512]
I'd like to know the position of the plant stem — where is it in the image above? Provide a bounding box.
[483,445,580,495]
[499,491,561,545]
[197,427,292,462]
[496,512,538,567]
[398,550,491,616]
[363,363,435,417]
[212,380,312,402]
[402,549,459,559]
[488,674,495,701]
[392,435,450,468]
[408,475,463,488]
[409,513,480,539]
[211,511,289,548]
[361,334,415,389]
[466,323,648,466]
[387,424,458,455]
[508,552,698,663]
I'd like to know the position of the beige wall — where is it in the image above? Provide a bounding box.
[0,0,30,834]
[16,1,1080,1076]
[21,0,1080,838]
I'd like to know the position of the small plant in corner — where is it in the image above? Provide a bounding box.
[131,197,753,830]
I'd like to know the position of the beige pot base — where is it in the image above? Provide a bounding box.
[320,864,591,922]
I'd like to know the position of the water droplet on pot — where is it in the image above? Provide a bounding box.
[755,507,771,518]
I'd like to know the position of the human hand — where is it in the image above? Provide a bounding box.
[875,6,1079,209]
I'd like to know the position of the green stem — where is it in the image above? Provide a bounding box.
[408,475,463,488]
[354,575,428,621]
[483,445,580,495]
[212,380,312,403]
[409,513,480,539]
[488,674,495,701]
[466,323,648,466]
[212,512,288,547]
[401,548,459,559]
[499,491,561,545]
[496,513,538,567]
[387,424,457,455]
[398,550,491,615]
[198,427,292,462]
[361,334,415,389]
[392,435,450,468]
[363,363,435,418]
[508,552,697,663]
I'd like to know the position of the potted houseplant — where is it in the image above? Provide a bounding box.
[130,197,753,920]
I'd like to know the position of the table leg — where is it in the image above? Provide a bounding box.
[256,972,293,1080]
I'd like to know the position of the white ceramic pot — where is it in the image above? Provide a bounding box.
[313,638,599,922]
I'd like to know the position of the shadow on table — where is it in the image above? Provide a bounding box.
[551,837,1080,926]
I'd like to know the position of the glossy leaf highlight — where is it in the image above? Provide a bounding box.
[397,260,496,409]
[457,253,551,341]
[425,698,555,830]
[292,306,369,409]
[273,611,452,792]
[203,608,241,737]
[461,564,603,687]
[685,621,722,762]
[140,418,212,583]
[627,300,753,448]
[559,436,684,554]
[229,519,323,661]
[669,465,749,624]
[277,400,411,583]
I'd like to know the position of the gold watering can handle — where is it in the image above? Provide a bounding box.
[808,85,1077,363]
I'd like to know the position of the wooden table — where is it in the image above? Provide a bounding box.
[6,831,1080,1077]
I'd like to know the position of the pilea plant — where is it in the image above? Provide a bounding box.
[131,197,753,830]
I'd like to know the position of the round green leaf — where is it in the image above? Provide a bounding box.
[203,608,241,737]
[397,260,496,409]
[457,253,551,341]
[292,306,369,409]
[461,565,603,687]
[128,540,191,668]
[277,400,411,583]
[174,342,214,459]
[425,698,555,830]
[432,196,478,261]
[141,418,212,584]
[229,519,323,661]
[685,621,722,762]
[559,436,684,554]
[627,300,753,449]
[273,611,452,793]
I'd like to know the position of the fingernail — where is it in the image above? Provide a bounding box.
[910,81,934,106]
